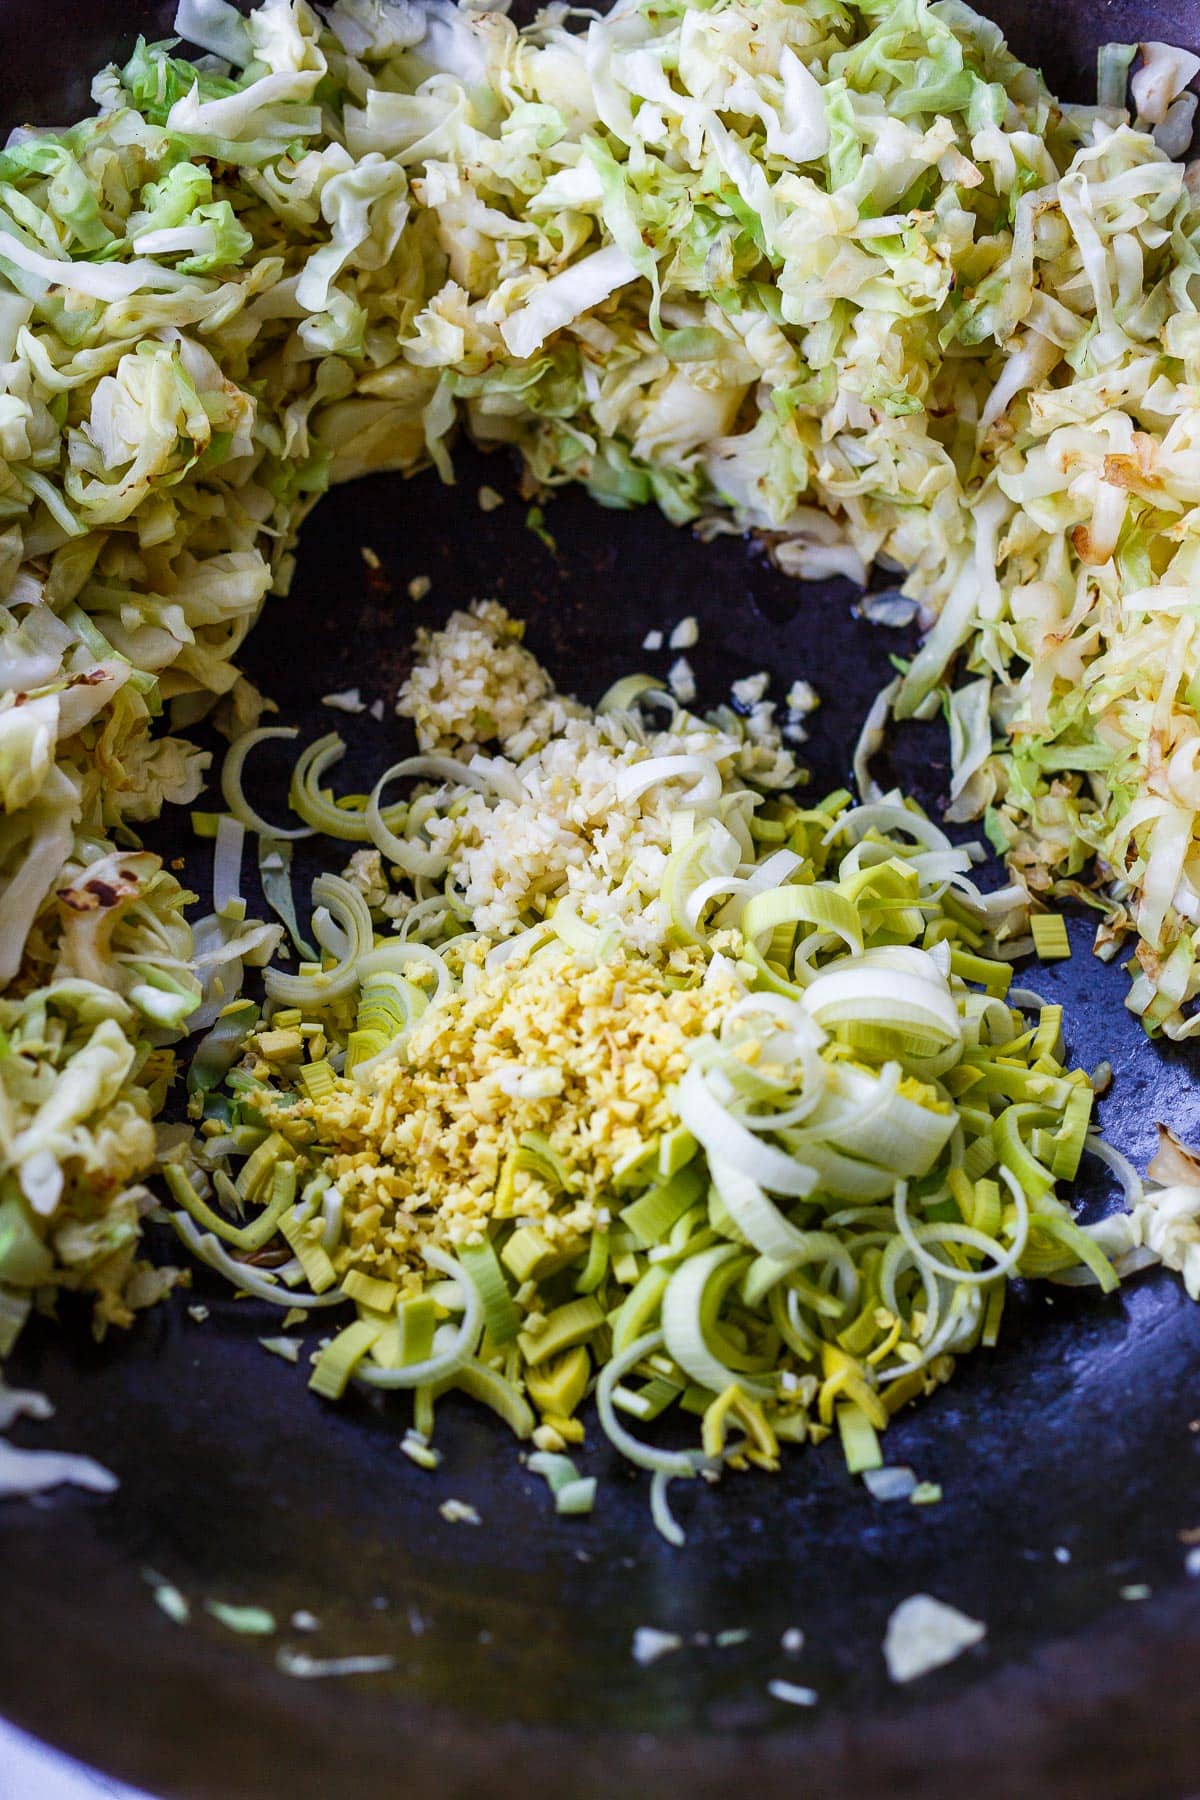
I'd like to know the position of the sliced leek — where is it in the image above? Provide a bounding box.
[185,766,1132,1544]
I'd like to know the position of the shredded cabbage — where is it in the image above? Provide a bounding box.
[0,0,1198,1370]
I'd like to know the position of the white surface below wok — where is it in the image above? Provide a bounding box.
[0,1717,153,1800]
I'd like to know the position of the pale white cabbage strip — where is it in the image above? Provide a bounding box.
[500,245,642,361]
[1068,1126,1200,1298]
[1131,42,1200,126]
[0,1439,118,1497]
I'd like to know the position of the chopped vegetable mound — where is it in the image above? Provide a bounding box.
[156,619,1171,1534]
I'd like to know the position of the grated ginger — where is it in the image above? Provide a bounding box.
[277,944,738,1292]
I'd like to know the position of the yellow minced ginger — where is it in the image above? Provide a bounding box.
[275,945,739,1291]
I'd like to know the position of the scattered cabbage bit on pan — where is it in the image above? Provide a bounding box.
[0,0,1198,1491]
[161,614,1175,1535]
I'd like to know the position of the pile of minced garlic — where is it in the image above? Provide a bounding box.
[387,603,799,951]
[274,942,739,1295]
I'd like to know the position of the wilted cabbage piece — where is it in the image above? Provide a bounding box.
[883,1593,986,1682]
[0,1439,117,1498]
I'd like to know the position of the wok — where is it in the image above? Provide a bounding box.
[3,4,1200,1797]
